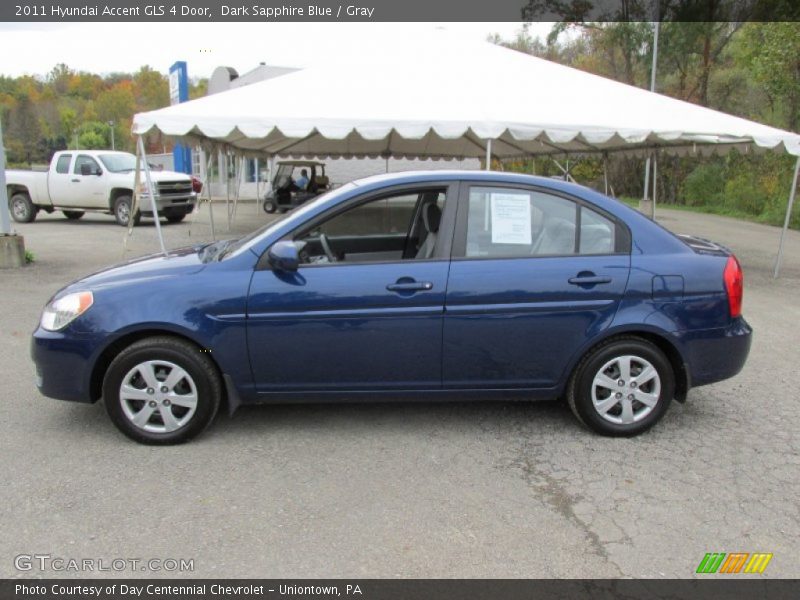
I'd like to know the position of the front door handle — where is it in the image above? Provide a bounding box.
[386,280,433,292]
[568,275,612,285]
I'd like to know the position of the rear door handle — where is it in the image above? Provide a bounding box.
[568,275,612,285]
[386,281,433,292]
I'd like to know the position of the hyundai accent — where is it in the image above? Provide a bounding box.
[31,171,752,444]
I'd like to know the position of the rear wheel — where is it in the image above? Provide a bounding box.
[102,336,222,445]
[9,193,37,223]
[63,210,84,220]
[567,337,673,436]
[113,195,141,227]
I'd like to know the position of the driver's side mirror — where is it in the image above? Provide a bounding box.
[267,241,301,271]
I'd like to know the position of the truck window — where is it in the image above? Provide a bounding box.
[74,155,100,176]
[55,154,72,174]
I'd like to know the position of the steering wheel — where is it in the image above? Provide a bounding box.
[319,233,338,262]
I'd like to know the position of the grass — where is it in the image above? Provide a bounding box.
[24,250,35,264]
[617,196,795,229]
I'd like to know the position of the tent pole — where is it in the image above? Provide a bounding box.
[486,139,492,171]
[232,155,243,222]
[137,136,167,256]
[773,156,800,278]
[225,152,232,231]
[189,151,213,238]
[603,153,609,196]
[122,136,143,258]
[207,152,216,241]
[642,154,652,216]
[653,151,658,220]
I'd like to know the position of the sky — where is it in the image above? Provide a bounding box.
[0,22,546,79]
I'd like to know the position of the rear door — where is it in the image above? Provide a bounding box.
[443,183,631,390]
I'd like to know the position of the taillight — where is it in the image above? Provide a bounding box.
[723,255,743,318]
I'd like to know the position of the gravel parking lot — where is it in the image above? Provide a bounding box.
[1,202,798,578]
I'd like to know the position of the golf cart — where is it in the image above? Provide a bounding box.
[263,160,329,214]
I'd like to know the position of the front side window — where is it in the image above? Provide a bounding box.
[74,155,101,175]
[464,186,617,258]
[55,154,72,174]
[294,188,446,264]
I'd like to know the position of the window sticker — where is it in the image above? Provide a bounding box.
[490,193,532,245]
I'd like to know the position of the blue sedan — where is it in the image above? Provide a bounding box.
[31,171,752,444]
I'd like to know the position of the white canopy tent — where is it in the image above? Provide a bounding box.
[131,32,800,274]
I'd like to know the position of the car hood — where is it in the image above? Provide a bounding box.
[64,245,207,293]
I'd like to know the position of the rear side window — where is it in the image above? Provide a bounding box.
[462,186,620,258]
[55,154,71,174]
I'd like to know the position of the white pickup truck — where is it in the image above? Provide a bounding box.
[6,150,197,226]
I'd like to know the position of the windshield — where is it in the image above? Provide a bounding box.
[273,164,294,189]
[98,153,138,173]
[220,182,358,260]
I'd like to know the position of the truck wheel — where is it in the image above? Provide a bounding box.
[63,210,85,220]
[114,195,141,227]
[9,193,37,223]
[263,200,277,214]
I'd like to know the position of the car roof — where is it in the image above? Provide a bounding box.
[351,169,589,194]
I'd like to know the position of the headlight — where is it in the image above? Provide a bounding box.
[40,291,94,331]
[136,181,153,195]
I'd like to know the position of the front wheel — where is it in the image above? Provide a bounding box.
[63,210,84,220]
[9,193,37,223]
[263,199,277,214]
[113,195,141,227]
[102,336,222,445]
[567,337,673,437]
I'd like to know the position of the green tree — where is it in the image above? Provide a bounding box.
[737,22,800,131]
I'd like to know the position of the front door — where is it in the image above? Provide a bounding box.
[247,185,455,393]
[443,184,631,390]
[61,154,107,208]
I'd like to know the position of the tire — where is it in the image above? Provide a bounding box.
[9,193,37,223]
[165,212,187,223]
[63,210,84,220]
[102,336,222,445]
[263,199,277,214]
[113,195,141,227]
[566,337,674,437]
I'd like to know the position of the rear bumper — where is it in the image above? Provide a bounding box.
[675,317,752,388]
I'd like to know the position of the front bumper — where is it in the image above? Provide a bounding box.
[138,194,197,214]
[31,327,103,403]
[675,317,753,388]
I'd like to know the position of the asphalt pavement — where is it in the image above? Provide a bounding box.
[1,202,798,578]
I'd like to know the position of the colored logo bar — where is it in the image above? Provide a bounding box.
[696,553,773,574]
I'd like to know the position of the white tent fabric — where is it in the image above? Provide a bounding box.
[132,34,800,160]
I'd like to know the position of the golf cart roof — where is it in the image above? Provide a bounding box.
[277,160,325,167]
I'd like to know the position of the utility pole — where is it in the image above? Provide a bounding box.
[108,121,115,150]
